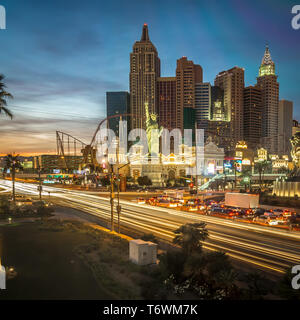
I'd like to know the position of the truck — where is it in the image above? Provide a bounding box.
[225,193,259,209]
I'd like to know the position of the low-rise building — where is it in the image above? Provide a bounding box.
[33,155,83,173]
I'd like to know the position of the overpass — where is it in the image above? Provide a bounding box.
[199,173,286,190]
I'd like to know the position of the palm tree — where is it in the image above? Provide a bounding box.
[0,74,13,119]
[173,222,209,255]
[254,160,269,190]
[4,154,23,204]
[240,168,252,191]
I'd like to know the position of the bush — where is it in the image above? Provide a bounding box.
[0,195,11,215]
[140,279,168,300]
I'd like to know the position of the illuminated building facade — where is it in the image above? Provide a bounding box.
[207,121,231,153]
[176,57,203,131]
[130,24,161,130]
[243,85,262,150]
[214,67,244,149]
[211,86,225,121]
[195,82,211,139]
[278,100,293,156]
[106,91,130,136]
[292,119,300,136]
[157,77,177,131]
[33,155,83,173]
[257,45,279,154]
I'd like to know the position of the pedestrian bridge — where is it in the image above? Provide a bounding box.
[199,173,287,190]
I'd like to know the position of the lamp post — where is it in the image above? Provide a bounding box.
[110,162,114,232]
[38,165,42,200]
[116,137,121,234]
[234,161,237,190]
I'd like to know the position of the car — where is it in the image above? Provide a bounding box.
[267,218,279,226]
[272,209,284,216]
[255,215,269,223]
[210,207,226,214]
[263,211,274,216]
[188,205,198,212]
[252,207,266,216]
[283,209,292,217]
[168,202,177,208]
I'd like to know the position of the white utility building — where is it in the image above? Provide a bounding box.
[129,239,157,266]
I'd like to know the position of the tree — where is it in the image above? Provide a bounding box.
[183,252,207,281]
[100,176,110,187]
[242,272,271,299]
[159,250,187,282]
[205,251,233,278]
[137,176,152,187]
[0,195,10,214]
[240,168,252,191]
[173,222,208,255]
[254,160,269,189]
[4,154,23,204]
[0,74,13,119]
[277,166,289,175]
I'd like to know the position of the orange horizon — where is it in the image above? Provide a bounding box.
[0,152,57,157]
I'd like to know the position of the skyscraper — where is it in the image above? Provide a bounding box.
[292,119,300,136]
[211,86,225,121]
[243,86,262,150]
[207,121,231,152]
[130,24,160,130]
[208,85,231,150]
[256,45,279,154]
[106,91,130,136]
[176,57,203,132]
[195,82,211,139]
[195,82,211,123]
[278,100,293,155]
[214,67,244,149]
[157,77,177,132]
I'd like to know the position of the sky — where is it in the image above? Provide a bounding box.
[0,0,299,155]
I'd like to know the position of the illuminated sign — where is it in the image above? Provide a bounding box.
[235,160,242,172]
[242,159,251,165]
[235,151,243,158]
[43,180,55,184]
[224,162,232,168]
[236,141,248,149]
[207,162,215,174]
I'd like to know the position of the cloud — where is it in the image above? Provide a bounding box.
[36,29,103,58]
[0,113,103,154]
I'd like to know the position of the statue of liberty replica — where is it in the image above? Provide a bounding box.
[145,102,163,158]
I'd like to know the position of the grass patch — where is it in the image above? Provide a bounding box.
[0,219,165,300]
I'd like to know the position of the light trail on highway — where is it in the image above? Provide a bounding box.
[1,179,300,274]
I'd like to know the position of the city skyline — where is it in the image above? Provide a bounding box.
[0,1,300,304]
[0,0,300,155]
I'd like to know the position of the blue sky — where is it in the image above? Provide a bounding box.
[0,0,299,154]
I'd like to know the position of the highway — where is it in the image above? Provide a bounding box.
[1,179,300,275]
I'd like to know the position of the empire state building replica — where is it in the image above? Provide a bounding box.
[129,24,161,130]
